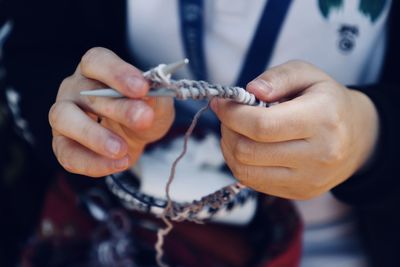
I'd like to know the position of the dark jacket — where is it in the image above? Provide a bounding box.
[2,1,400,266]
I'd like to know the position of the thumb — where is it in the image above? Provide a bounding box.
[246,60,331,102]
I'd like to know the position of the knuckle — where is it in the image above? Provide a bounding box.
[323,118,341,133]
[286,60,320,77]
[324,141,345,164]
[80,47,108,73]
[81,123,99,145]
[59,76,73,90]
[48,104,57,127]
[57,76,75,98]
[82,126,105,153]
[287,59,312,69]
[82,47,106,61]
[111,72,128,88]
[287,59,331,81]
[234,138,254,164]
[48,102,65,128]
[253,115,274,141]
[80,121,92,137]
[318,104,348,165]
[322,105,342,131]
[272,65,292,88]
[318,132,347,166]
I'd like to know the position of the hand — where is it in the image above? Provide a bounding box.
[49,47,174,177]
[211,61,379,200]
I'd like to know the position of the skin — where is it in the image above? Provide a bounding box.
[49,47,175,177]
[210,60,379,200]
[49,48,379,200]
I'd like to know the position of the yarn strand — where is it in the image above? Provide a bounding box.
[106,64,269,267]
[155,103,211,267]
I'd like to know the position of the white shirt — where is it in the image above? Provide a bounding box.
[126,0,390,226]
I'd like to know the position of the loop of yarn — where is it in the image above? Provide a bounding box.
[109,64,270,267]
[144,67,268,107]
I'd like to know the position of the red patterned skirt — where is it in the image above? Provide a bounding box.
[20,174,302,267]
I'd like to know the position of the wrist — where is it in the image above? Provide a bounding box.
[348,89,380,173]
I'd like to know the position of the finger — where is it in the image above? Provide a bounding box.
[220,125,310,167]
[78,96,155,131]
[53,135,131,177]
[49,100,128,159]
[77,94,174,141]
[211,97,314,142]
[221,140,296,198]
[78,47,149,98]
[58,75,162,133]
[246,60,331,102]
[148,96,176,139]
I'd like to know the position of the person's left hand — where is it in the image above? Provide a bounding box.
[211,60,379,200]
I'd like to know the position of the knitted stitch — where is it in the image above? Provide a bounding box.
[109,63,269,267]
[145,64,269,107]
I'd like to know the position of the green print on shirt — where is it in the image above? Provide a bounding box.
[318,0,388,22]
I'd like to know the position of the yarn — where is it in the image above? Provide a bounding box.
[107,63,269,267]
[145,64,268,107]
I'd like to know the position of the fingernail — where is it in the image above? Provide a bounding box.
[105,137,121,155]
[126,76,146,96]
[114,156,130,170]
[248,79,273,96]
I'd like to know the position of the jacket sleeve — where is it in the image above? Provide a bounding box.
[332,84,400,208]
[332,1,400,209]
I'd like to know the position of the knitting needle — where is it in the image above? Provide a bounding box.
[80,88,177,98]
[80,59,189,98]
[151,58,189,78]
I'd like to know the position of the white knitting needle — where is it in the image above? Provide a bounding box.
[152,58,189,78]
[80,59,189,98]
[80,88,178,98]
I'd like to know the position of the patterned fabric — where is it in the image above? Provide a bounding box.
[19,175,302,267]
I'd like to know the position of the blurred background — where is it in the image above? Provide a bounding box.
[0,15,53,267]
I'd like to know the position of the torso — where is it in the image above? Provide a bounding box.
[126,0,391,226]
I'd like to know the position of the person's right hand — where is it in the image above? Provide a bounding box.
[49,47,175,177]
